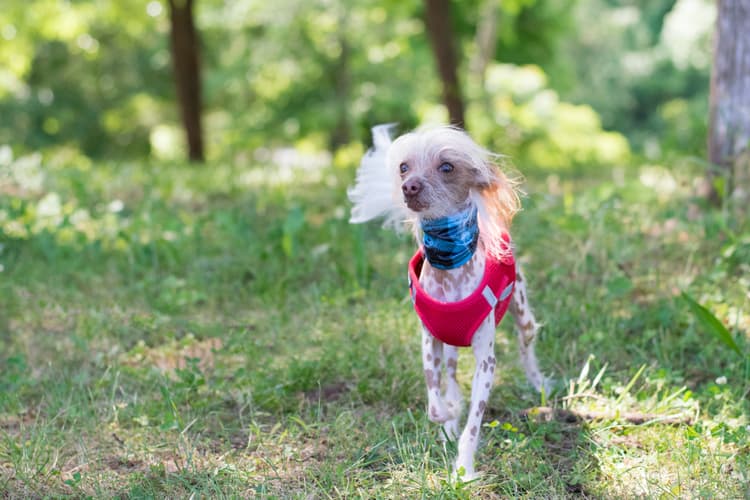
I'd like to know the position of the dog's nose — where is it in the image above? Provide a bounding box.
[402,178,423,197]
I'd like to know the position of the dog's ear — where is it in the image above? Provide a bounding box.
[474,162,501,191]
[474,161,520,228]
[348,124,412,230]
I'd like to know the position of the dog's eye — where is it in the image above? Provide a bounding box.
[438,162,454,173]
[399,163,409,174]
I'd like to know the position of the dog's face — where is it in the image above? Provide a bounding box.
[387,128,496,220]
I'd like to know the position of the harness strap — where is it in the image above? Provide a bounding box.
[499,282,514,301]
[482,285,498,308]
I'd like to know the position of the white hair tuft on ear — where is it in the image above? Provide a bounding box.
[348,124,407,228]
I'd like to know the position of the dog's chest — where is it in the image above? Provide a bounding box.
[419,251,485,302]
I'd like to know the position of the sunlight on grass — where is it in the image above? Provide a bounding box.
[1,153,748,497]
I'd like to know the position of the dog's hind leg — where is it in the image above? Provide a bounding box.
[510,264,545,392]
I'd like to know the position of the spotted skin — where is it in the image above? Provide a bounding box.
[419,247,544,480]
[509,265,545,392]
[383,127,544,481]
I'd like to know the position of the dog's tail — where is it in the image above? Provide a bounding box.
[348,124,407,228]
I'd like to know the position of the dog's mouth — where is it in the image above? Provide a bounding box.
[405,197,428,212]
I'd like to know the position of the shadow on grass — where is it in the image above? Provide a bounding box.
[483,405,598,497]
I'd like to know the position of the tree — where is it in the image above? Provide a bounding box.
[423,0,465,127]
[471,0,500,82]
[708,0,750,200]
[168,0,204,162]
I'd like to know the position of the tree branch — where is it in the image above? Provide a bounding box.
[520,406,695,426]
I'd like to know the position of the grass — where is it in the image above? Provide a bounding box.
[0,151,749,498]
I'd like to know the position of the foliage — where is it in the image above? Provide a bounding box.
[466,63,631,169]
[0,0,435,158]
[682,292,745,358]
[552,0,714,155]
[0,0,704,162]
[0,0,171,157]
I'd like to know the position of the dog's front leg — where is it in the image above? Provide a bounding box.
[421,326,453,424]
[454,318,495,481]
[441,344,461,440]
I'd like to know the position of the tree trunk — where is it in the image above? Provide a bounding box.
[708,0,750,201]
[471,0,500,81]
[168,0,204,162]
[423,0,465,127]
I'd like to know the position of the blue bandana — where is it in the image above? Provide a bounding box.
[421,206,479,270]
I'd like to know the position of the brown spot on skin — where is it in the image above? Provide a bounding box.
[434,357,441,368]
[517,272,523,283]
[520,320,534,331]
[424,369,438,389]
[481,361,488,372]
[470,426,478,437]
[479,401,486,412]
[509,300,520,316]
[485,382,491,388]
[419,246,489,307]
[520,291,525,305]
[426,353,432,362]
[447,358,458,371]
[424,253,480,295]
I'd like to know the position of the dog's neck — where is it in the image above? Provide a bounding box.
[420,204,479,270]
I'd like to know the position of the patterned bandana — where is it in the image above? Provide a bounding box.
[421,205,479,270]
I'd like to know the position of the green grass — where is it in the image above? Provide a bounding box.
[1,154,749,498]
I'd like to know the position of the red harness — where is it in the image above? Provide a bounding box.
[408,246,516,347]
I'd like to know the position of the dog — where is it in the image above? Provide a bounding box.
[348,125,545,480]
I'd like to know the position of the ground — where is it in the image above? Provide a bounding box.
[0,154,748,497]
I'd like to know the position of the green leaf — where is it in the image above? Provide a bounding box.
[615,363,646,405]
[682,292,744,357]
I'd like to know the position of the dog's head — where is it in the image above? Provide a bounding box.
[387,127,502,220]
[349,125,520,258]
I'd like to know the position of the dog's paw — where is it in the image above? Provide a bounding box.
[530,374,554,395]
[439,419,459,442]
[524,367,550,394]
[541,376,555,394]
[452,462,478,483]
[444,398,462,420]
[427,399,451,423]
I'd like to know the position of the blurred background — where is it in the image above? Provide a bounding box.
[0,0,714,166]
